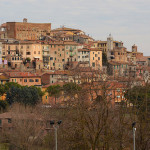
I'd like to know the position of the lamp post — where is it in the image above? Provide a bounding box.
[50,120,62,150]
[132,122,136,150]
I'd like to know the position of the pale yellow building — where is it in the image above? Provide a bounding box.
[89,48,102,70]
[2,40,43,69]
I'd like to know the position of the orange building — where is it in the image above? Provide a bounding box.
[3,18,51,40]
[5,72,41,86]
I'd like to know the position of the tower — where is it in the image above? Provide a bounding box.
[132,44,137,52]
[107,34,113,61]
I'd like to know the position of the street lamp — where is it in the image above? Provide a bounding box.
[50,120,62,150]
[132,122,136,150]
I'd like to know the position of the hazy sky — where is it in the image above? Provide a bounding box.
[0,0,150,55]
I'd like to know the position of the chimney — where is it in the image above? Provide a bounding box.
[23,18,28,23]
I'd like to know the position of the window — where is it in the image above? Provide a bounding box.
[50,57,53,60]
[8,51,10,54]
[0,119,1,125]
[34,51,36,54]
[53,63,55,66]
[95,54,97,57]
[20,79,22,82]
[24,79,27,82]
[62,59,64,62]
[111,52,114,55]
[92,62,95,67]
[60,54,61,57]
[26,52,31,55]
[58,48,60,51]
[46,96,47,99]
[54,51,57,54]
[35,79,39,82]
[38,51,40,54]
[93,52,94,54]
[55,58,56,60]
[93,57,94,60]
[29,79,34,82]
[98,57,100,60]
[12,79,14,82]
[8,119,12,123]
[98,52,100,54]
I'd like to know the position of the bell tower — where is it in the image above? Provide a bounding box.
[107,34,113,61]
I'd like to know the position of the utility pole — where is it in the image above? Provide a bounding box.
[54,126,57,150]
[132,122,136,150]
[50,120,62,150]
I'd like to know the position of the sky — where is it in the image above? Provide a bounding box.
[0,0,150,55]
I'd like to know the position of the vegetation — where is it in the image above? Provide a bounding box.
[6,86,42,106]
[102,52,108,66]
[46,85,61,104]
[0,78,150,149]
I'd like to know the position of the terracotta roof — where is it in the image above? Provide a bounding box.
[109,61,128,65]
[5,72,41,78]
[136,56,149,62]
[89,48,103,51]
[42,70,71,76]
[0,23,6,28]
[63,41,78,45]
[51,27,81,32]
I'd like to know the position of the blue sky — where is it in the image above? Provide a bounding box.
[0,0,150,55]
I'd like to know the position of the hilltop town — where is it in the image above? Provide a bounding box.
[0,18,149,150]
[0,18,149,104]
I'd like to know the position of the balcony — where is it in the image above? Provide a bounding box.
[43,48,49,52]
[43,54,50,57]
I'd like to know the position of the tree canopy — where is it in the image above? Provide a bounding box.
[6,85,41,106]
[46,85,62,104]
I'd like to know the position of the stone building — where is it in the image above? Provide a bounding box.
[2,40,43,69]
[1,18,51,40]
